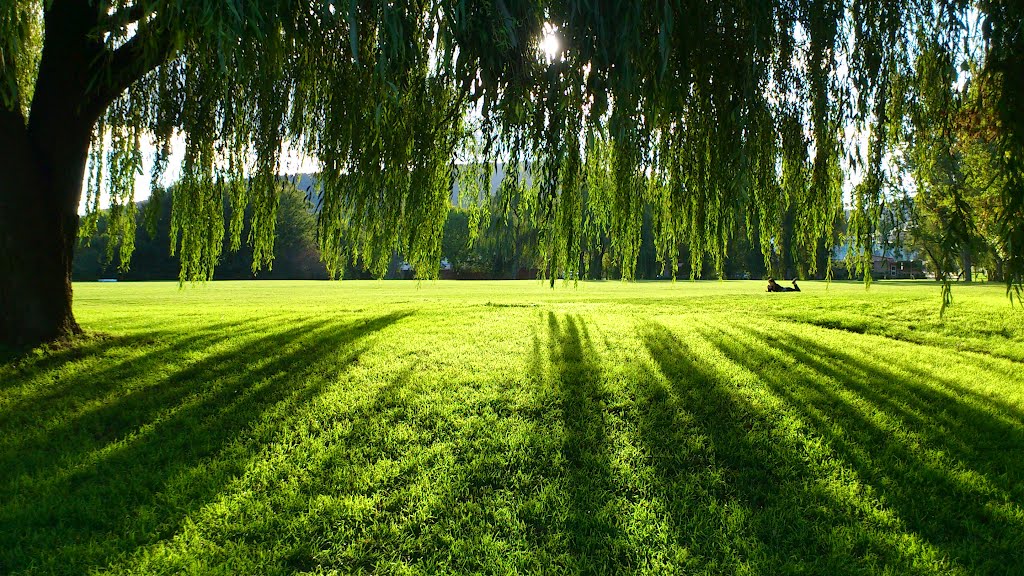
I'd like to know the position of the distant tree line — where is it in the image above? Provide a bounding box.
[440,190,840,281]
[74,184,326,281]
[82,175,1009,283]
[78,180,830,282]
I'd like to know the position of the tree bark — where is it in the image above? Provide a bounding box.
[0,155,85,347]
[961,248,973,283]
[590,238,605,280]
[0,121,94,347]
[780,205,796,280]
[0,0,104,348]
[1,102,83,346]
[1,0,178,348]
[512,213,523,279]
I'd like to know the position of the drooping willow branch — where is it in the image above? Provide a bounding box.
[47,0,1019,299]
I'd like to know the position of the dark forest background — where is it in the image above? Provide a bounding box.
[74,180,934,282]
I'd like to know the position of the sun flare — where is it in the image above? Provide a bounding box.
[540,24,561,61]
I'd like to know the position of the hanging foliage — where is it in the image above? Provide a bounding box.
[6,0,1022,295]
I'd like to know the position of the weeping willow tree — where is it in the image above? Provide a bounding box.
[1,0,1022,347]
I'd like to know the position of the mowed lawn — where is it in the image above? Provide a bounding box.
[2,280,1024,575]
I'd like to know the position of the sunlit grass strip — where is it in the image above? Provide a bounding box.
[1,280,1022,574]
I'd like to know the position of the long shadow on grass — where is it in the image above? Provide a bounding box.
[273,363,421,573]
[639,325,817,570]
[639,322,950,574]
[0,318,271,389]
[0,319,261,426]
[252,313,575,574]
[548,312,624,573]
[633,325,768,572]
[0,312,408,575]
[0,317,333,483]
[712,324,1024,574]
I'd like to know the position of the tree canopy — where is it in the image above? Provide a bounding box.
[3,1,1023,297]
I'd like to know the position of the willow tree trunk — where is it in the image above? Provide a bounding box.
[0,2,106,348]
[780,206,796,279]
[0,101,96,348]
[0,149,87,347]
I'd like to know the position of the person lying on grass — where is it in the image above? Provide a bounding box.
[767,278,800,292]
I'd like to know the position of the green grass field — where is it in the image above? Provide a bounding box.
[2,280,1023,575]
